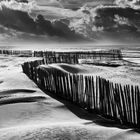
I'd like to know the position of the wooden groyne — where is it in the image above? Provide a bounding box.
[36,50,123,64]
[0,49,122,63]
[34,49,122,59]
[22,60,140,128]
[0,49,33,56]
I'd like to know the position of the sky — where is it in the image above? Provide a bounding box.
[0,0,140,45]
[34,0,114,8]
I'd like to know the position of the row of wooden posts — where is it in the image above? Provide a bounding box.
[35,50,123,64]
[34,50,122,59]
[0,49,122,64]
[22,59,140,127]
[0,49,33,56]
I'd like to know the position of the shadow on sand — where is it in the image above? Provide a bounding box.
[39,85,140,133]
[0,89,46,105]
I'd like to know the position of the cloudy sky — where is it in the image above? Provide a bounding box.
[0,0,140,44]
[34,0,114,8]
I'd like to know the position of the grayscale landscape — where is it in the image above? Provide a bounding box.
[0,0,140,140]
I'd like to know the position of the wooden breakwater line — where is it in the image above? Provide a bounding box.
[36,50,123,64]
[34,49,122,59]
[0,49,122,62]
[0,49,33,56]
[22,60,140,127]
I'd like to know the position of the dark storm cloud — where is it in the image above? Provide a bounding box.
[84,5,140,42]
[94,6,140,32]
[1,0,140,43]
[0,5,83,40]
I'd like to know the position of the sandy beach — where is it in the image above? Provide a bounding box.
[0,0,140,139]
[0,55,139,140]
